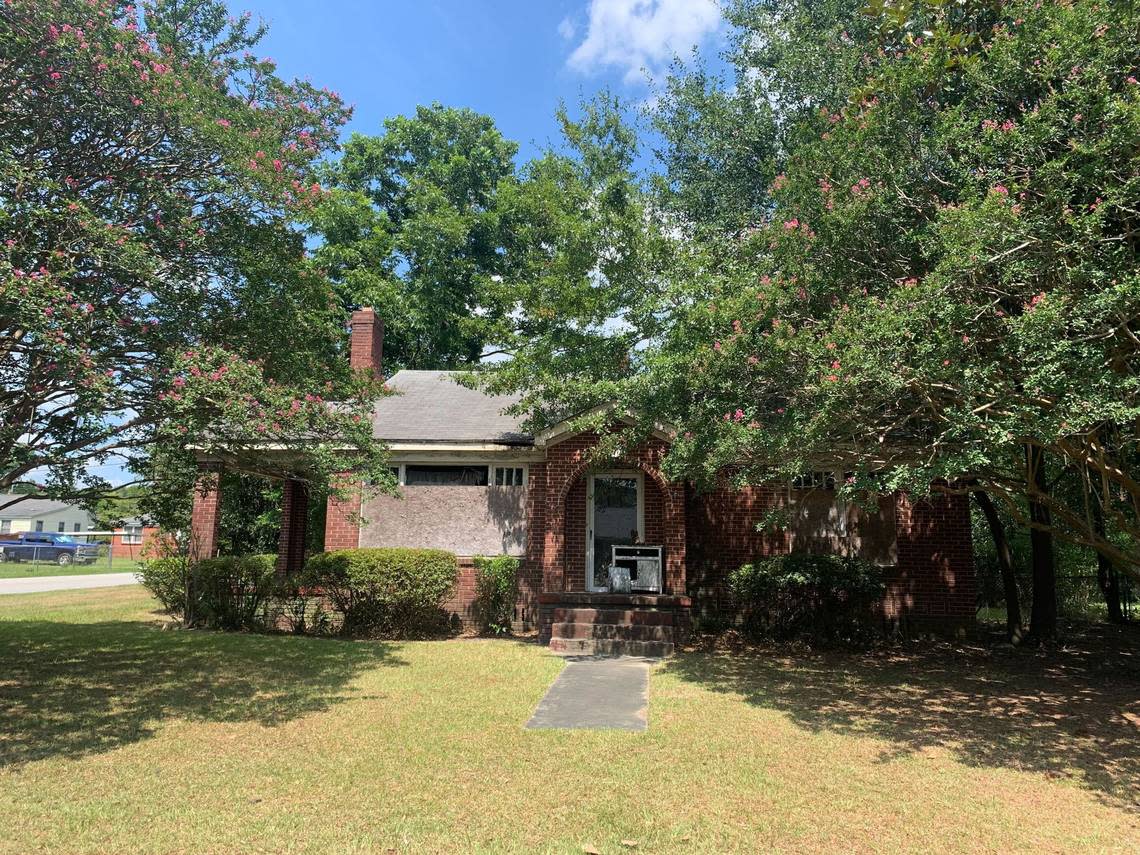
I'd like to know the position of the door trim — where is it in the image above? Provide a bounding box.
[585,470,645,592]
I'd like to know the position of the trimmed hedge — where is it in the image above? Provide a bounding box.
[302,547,458,638]
[729,553,885,644]
[139,556,189,615]
[139,553,277,630]
[472,555,519,635]
[192,554,278,630]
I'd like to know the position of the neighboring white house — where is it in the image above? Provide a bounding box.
[0,494,96,535]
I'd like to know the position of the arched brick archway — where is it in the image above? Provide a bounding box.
[539,433,686,595]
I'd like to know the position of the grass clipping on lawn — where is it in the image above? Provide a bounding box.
[0,585,1137,854]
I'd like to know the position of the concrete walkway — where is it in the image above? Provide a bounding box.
[526,656,651,732]
[0,572,141,595]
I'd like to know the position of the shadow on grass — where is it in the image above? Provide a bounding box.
[0,618,406,768]
[663,622,1140,811]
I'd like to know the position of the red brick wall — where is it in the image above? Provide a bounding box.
[349,307,383,377]
[189,467,222,562]
[887,492,975,629]
[686,484,975,630]
[324,475,361,551]
[110,526,161,560]
[533,430,686,595]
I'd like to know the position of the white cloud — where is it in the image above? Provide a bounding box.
[566,0,721,84]
[557,16,577,41]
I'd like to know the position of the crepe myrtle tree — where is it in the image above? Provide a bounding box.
[635,0,1140,635]
[0,0,386,516]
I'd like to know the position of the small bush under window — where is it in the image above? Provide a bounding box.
[302,547,458,638]
[473,555,519,634]
[729,553,884,644]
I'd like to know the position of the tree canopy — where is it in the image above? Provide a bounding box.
[478,0,1140,586]
[1,0,389,519]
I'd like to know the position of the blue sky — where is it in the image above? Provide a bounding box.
[240,0,725,162]
[83,1,726,488]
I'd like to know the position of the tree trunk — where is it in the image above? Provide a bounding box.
[1026,445,1058,641]
[972,490,1023,643]
[1089,481,1125,624]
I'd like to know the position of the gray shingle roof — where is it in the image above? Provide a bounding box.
[373,370,532,445]
[0,493,82,518]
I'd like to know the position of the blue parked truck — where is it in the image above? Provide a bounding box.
[0,532,102,566]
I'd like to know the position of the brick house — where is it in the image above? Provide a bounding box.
[190,309,975,653]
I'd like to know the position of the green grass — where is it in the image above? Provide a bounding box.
[0,557,140,579]
[1,587,1138,854]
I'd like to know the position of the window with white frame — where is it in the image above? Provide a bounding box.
[0,520,9,534]
[494,466,525,486]
[122,525,144,545]
[791,471,835,490]
[35,520,43,532]
[388,463,528,487]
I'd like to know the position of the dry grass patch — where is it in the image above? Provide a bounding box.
[1,586,1138,853]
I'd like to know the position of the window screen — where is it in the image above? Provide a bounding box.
[404,465,489,486]
[35,521,44,532]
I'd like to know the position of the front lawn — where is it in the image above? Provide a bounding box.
[1,587,1137,853]
[0,557,141,579]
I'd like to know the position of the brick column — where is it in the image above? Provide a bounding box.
[324,474,361,551]
[664,482,687,595]
[276,478,309,576]
[189,465,222,563]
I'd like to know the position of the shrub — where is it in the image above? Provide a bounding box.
[472,555,519,635]
[139,556,189,614]
[190,554,278,630]
[302,548,458,638]
[729,553,885,644]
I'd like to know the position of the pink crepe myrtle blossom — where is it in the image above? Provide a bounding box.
[992,184,1009,196]
[783,218,799,230]
[733,409,745,422]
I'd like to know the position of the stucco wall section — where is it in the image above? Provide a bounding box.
[359,485,527,556]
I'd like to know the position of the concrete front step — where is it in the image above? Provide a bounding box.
[549,637,675,658]
[552,607,675,626]
[552,621,674,642]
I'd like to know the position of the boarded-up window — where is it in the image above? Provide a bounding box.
[404,465,489,487]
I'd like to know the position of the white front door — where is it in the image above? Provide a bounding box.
[586,472,644,592]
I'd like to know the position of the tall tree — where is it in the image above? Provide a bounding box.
[1,0,388,520]
[312,104,519,370]
[488,0,1140,631]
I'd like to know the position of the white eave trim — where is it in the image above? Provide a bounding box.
[535,403,676,448]
[385,442,545,461]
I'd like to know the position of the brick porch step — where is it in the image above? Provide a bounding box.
[551,608,675,626]
[551,621,673,641]
[549,637,675,658]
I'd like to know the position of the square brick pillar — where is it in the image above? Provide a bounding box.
[276,478,309,577]
[189,466,222,563]
[324,474,361,551]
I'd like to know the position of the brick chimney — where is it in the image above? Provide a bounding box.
[349,307,383,378]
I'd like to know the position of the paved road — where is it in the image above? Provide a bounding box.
[0,572,141,595]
